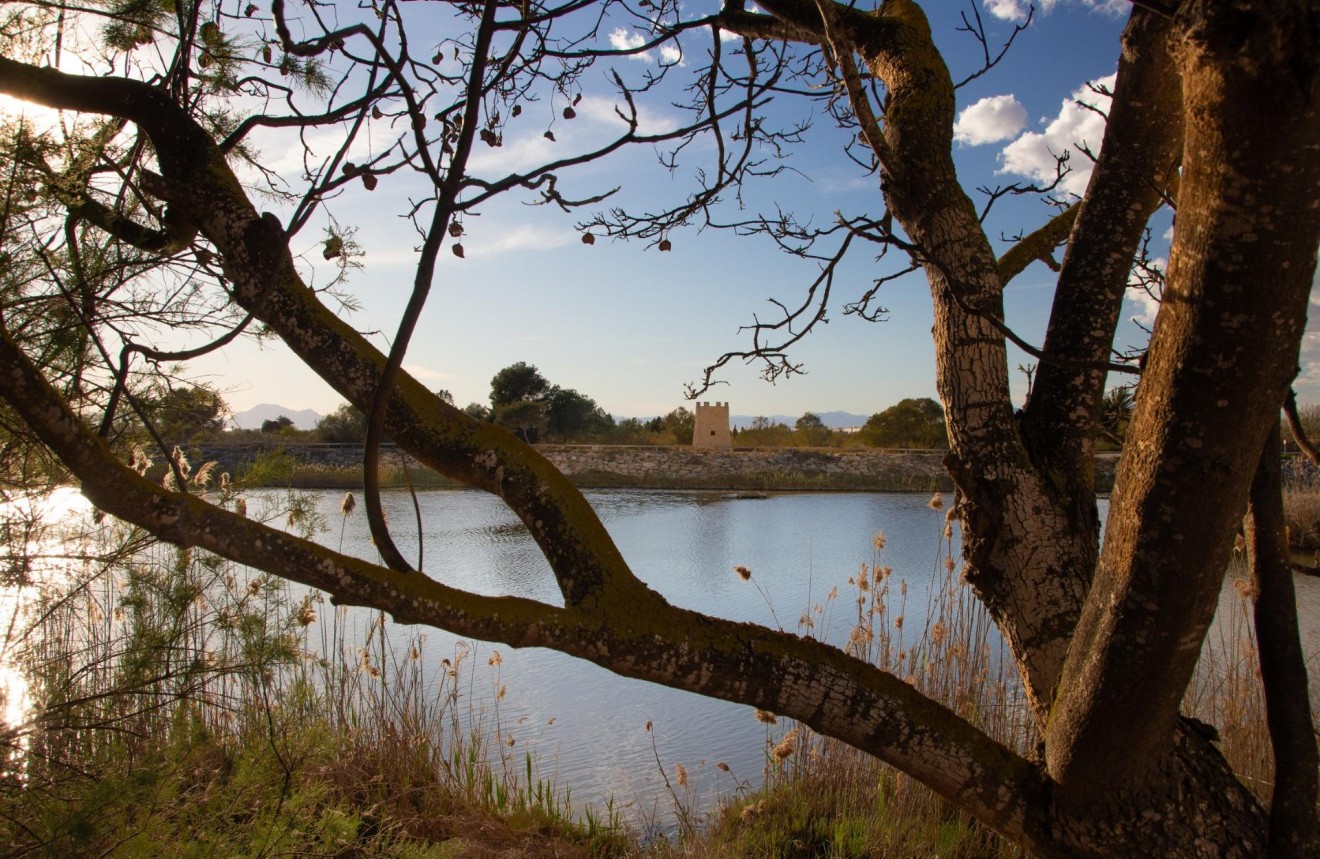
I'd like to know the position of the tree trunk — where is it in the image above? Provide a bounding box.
[1046,0,1320,812]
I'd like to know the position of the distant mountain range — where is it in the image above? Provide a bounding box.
[230,403,323,431]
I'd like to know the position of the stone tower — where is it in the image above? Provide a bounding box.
[692,401,732,449]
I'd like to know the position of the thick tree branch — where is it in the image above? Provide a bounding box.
[1021,7,1182,487]
[996,204,1078,286]
[1284,389,1320,465]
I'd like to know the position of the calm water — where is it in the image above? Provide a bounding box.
[310,488,963,819]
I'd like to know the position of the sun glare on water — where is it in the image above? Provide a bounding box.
[1,487,95,743]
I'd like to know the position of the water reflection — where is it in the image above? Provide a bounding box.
[309,489,967,814]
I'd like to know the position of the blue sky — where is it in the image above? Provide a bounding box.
[157,1,1303,421]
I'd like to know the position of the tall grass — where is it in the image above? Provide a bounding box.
[657,499,1032,858]
[0,492,622,858]
[1283,459,1320,552]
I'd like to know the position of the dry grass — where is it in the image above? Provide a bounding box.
[655,512,1032,858]
[1284,463,1320,551]
[661,505,1302,858]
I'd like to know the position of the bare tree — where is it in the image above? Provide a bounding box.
[0,0,1317,856]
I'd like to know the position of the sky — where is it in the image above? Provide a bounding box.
[9,0,1317,421]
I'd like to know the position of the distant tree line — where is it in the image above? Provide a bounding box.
[155,372,1192,452]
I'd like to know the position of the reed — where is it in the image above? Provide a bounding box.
[0,493,622,858]
[667,513,1028,858]
[1283,463,1320,551]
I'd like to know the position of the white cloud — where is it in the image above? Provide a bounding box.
[575,95,678,136]
[954,95,1028,146]
[609,26,684,65]
[610,27,650,58]
[983,0,1039,22]
[998,74,1115,196]
[1125,255,1165,326]
[465,129,563,174]
[403,363,459,383]
[1300,265,1320,393]
[982,0,1126,22]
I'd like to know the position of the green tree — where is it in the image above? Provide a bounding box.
[544,387,613,442]
[859,398,946,449]
[462,402,492,423]
[315,404,368,444]
[261,415,295,434]
[2,2,1316,855]
[1097,386,1135,448]
[611,417,652,445]
[153,386,228,442]
[794,412,831,447]
[739,417,793,447]
[489,362,550,411]
[493,399,547,443]
[662,407,695,446]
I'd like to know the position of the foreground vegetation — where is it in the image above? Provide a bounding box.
[1,486,1301,858]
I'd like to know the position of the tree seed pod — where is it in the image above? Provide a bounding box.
[452,243,465,258]
[581,232,595,245]
[563,106,576,120]
[362,174,378,191]
[448,222,464,237]
[200,21,222,46]
[659,239,672,251]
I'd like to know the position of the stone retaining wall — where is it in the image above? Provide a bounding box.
[541,445,953,491]
[191,441,1118,492]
